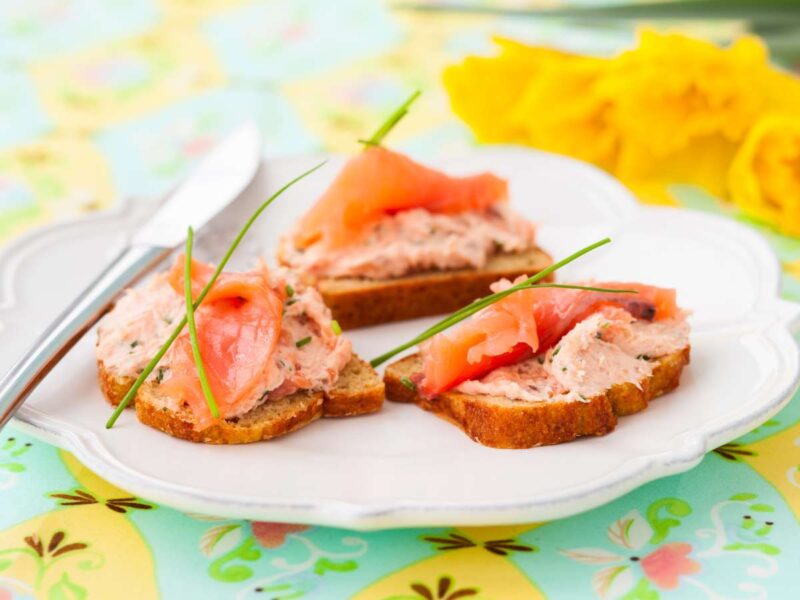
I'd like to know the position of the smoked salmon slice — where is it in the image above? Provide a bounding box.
[293,145,508,250]
[419,280,680,396]
[160,256,285,429]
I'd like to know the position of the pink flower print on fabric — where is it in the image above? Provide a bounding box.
[640,542,701,590]
[250,522,309,549]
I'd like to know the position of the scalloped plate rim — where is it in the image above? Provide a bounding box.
[3,147,800,529]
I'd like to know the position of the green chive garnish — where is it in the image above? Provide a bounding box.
[369,238,638,368]
[400,376,416,391]
[285,284,294,297]
[105,161,326,429]
[296,336,312,348]
[358,90,421,147]
[183,227,219,418]
[331,320,342,336]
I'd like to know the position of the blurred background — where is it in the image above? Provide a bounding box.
[2,2,800,598]
[2,1,798,280]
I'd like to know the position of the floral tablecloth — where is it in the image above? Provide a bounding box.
[1,2,799,599]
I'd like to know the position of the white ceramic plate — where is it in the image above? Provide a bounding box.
[4,148,800,530]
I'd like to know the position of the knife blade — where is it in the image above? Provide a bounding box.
[133,121,262,248]
[0,121,263,429]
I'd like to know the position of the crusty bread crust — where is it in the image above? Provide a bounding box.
[136,389,324,444]
[97,360,133,407]
[605,349,690,416]
[384,347,690,449]
[97,355,385,418]
[100,355,384,444]
[323,355,385,417]
[306,247,553,329]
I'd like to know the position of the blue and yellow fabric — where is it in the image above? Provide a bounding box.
[1,1,799,598]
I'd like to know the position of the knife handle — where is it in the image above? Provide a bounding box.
[0,244,171,430]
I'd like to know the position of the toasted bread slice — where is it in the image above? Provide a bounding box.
[323,355,386,417]
[136,388,325,444]
[97,360,135,407]
[384,347,690,449]
[307,247,553,329]
[98,355,384,418]
[100,355,384,444]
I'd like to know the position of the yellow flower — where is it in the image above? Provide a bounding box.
[603,31,785,203]
[610,32,769,156]
[509,52,618,171]
[729,113,800,237]
[443,38,603,145]
[443,30,800,220]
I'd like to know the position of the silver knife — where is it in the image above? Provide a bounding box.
[0,121,262,429]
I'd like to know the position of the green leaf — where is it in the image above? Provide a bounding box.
[208,537,261,583]
[724,542,780,555]
[256,582,308,599]
[761,544,780,555]
[646,498,692,544]
[403,0,800,24]
[49,573,87,600]
[730,493,757,501]
[749,504,774,512]
[0,462,24,472]
[313,558,358,575]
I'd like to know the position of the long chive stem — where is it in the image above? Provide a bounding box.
[420,283,633,341]
[398,238,612,345]
[105,161,326,428]
[358,90,421,147]
[369,238,637,367]
[369,282,634,368]
[184,227,220,418]
[412,238,613,340]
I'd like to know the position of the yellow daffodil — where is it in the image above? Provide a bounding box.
[443,38,601,145]
[510,52,618,172]
[609,32,768,157]
[443,30,800,235]
[729,114,800,237]
[602,32,774,203]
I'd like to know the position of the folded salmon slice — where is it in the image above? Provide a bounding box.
[294,146,508,250]
[419,281,680,396]
[160,256,285,429]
